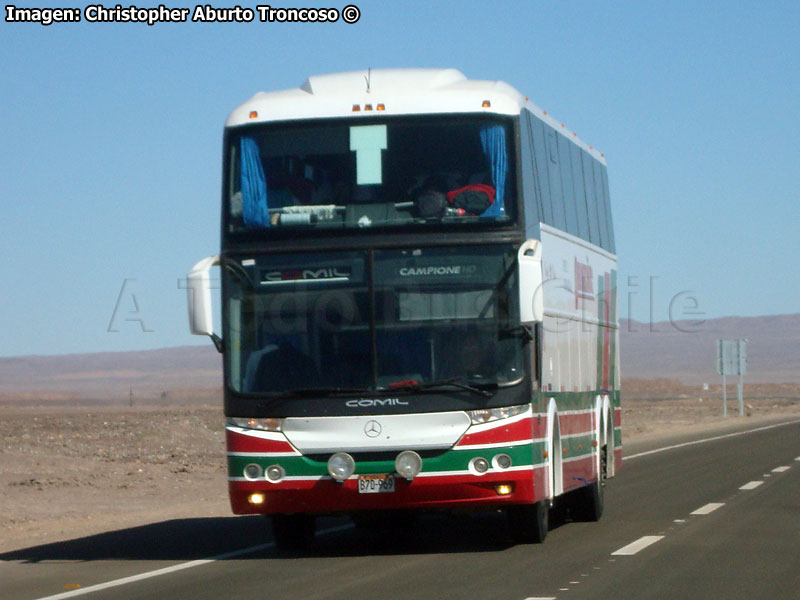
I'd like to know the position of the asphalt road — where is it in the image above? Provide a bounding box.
[3,417,799,600]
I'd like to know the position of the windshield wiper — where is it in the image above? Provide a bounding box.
[384,378,495,399]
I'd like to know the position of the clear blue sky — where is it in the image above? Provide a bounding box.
[2,1,798,357]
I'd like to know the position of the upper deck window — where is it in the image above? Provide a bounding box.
[224,115,515,235]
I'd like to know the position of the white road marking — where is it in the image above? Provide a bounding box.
[740,481,764,490]
[523,597,556,600]
[30,524,353,600]
[772,466,791,473]
[623,419,800,461]
[691,503,725,515]
[795,456,800,462]
[612,536,664,556]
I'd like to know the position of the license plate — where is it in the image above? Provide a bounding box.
[358,474,395,494]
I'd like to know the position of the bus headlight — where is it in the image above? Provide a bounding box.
[265,464,285,482]
[493,454,512,469]
[469,456,490,475]
[395,450,423,480]
[244,463,263,480]
[227,417,283,432]
[328,452,355,482]
[467,405,527,425]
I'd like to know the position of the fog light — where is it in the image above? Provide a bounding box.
[248,492,265,505]
[328,452,355,482]
[469,456,490,475]
[395,450,423,480]
[265,464,285,482]
[495,484,513,496]
[244,463,263,480]
[493,454,512,469]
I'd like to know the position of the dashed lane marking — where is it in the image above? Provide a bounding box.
[691,502,725,515]
[612,536,665,556]
[740,481,764,490]
[772,466,791,473]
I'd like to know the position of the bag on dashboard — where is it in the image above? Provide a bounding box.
[446,184,495,216]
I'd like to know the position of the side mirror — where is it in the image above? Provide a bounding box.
[518,239,544,324]
[187,255,222,353]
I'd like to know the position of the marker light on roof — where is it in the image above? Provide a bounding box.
[364,104,373,111]
[377,103,385,111]
[481,100,491,107]
[249,111,258,119]
[352,104,361,111]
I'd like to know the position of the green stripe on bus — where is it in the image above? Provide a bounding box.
[228,442,543,479]
[560,433,596,460]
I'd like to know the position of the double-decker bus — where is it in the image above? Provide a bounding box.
[186,69,620,550]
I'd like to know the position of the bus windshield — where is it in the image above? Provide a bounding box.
[224,245,523,395]
[225,115,515,234]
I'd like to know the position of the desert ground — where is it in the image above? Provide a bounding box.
[2,380,799,554]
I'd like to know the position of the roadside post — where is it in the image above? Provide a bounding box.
[716,339,748,417]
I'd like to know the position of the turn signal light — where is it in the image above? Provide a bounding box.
[248,493,265,505]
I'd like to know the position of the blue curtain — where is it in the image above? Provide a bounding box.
[480,125,507,218]
[240,136,270,228]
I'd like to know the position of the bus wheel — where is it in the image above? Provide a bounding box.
[572,445,606,522]
[271,514,316,553]
[507,500,548,544]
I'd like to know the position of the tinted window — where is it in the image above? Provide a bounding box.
[225,115,516,235]
[581,150,600,246]
[570,143,589,240]
[519,111,541,238]
[530,117,553,225]
[547,131,566,231]
[558,133,578,236]
[601,166,615,253]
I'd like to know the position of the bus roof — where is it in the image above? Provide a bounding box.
[226,68,605,162]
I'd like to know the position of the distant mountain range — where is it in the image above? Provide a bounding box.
[1,314,797,402]
[620,313,800,384]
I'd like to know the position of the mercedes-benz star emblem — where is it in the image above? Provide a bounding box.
[364,420,382,438]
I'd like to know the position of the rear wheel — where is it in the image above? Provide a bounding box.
[507,500,548,544]
[571,444,606,522]
[271,514,315,553]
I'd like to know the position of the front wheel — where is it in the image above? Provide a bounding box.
[507,500,548,544]
[271,514,316,553]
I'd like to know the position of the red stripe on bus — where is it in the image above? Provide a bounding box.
[226,429,296,454]
[456,417,535,447]
[229,468,545,514]
[556,411,595,435]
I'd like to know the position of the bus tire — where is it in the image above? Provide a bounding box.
[271,514,315,553]
[572,444,606,522]
[507,500,548,544]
